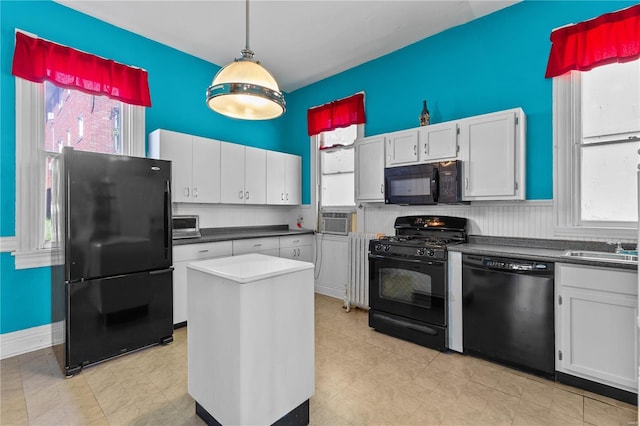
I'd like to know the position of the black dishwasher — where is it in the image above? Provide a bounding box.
[462,254,555,376]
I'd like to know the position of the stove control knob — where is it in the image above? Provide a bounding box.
[417,248,426,256]
[427,250,435,257]
[383,245,391,252]
[375,244,382,252]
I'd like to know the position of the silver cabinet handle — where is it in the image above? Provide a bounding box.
[198,249,209,253]
[424,143,428,155]
[253,243,262,247]
[293,239,300,244]
[245,191,249,200]
[286,193,289,201]
[184,187,190,197]
[465,178,469,190]
[193,187,198,198]
[292,249,296,257]
[281,193,284,200]
[413,145,417,155]
[297,248,300,256]
[239,190,244,199]
[380,184,384,194]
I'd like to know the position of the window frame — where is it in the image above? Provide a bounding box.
[13,78,145,269]
[553,69,639,240]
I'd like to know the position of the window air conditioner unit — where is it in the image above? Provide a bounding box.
[320,212,351,235]
[47,112,55,121]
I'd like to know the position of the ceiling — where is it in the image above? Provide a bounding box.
[54,0,520,93]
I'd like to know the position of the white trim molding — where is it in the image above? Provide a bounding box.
[0,237,17,253]
[12,248,63,270]
[0,322,62,360]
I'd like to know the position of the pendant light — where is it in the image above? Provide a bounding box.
[206,0,285,120]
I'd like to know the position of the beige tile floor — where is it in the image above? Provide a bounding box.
[1,293,638,425]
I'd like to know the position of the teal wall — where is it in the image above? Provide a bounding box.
[283,0,637,204]
[1,0,635,335]
[0,0,286,334]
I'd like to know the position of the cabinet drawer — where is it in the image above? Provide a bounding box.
[173,241,232,262]
[556,263,637,295]
[232,237,279,255]
[280,235,313,249]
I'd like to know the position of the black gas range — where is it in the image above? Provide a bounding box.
[368,215,467,351]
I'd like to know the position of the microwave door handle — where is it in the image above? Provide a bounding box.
[432,168,439,203]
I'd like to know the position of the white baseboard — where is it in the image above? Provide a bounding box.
[314,283,345,301]
[0,322,61,360]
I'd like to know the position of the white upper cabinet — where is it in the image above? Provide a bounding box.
[355,135,385,202]
[220,142,266,204]
[385,122,458,168]
[385,129,418,167]
[418,121,458,161]
[148,129,221,203]
[266,151,301,205]
[459,108,526,201]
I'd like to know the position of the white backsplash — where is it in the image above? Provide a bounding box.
[173,204,295,229]
[361,200,556,238]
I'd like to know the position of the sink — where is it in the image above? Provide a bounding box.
[563,250,638,264]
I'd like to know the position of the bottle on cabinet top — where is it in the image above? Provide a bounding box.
[419,100,430,126]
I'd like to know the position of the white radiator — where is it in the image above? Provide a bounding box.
[346,232,376,312]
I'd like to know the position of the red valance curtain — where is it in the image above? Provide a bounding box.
[307,93,365,136]
[545,4,640,78]
[11,31,152,107]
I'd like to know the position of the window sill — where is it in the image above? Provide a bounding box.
[12,248,63,270]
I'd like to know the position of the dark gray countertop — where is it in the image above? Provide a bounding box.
[173,225,314,246]
[449,236,637,271]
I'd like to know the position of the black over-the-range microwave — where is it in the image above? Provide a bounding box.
[384,160,465,205]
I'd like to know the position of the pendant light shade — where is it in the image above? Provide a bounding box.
[206,1,285,120]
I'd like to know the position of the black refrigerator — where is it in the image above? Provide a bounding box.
[52,148,173,377]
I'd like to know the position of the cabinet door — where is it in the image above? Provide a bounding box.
[266,151,286,204]
[150,130,192,202]
[460,111,516,199]
[284,153,301,205]
[244,146,266,204]
[419,122,458,161]
[191,136,221,203]
[172,260,189,324]
[220,142,246,204]
[558,286,638,392]
[386,129,418,167]
[355,136,385,202]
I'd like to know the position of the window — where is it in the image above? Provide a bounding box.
[14,78,145,269]
[319,124,359,208]
[554,60,640,239]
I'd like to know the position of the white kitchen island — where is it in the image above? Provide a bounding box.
[187,254,314,426]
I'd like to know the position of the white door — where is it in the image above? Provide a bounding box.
[220,142,246,204]
[266,151,285,204]
[386,129,418,166]
[419,122,458,161]
[462,111,516,198]
[158,130,192,202]
[355,136,385,202]
[244,146,266,204]
[284,153,301,205]
[191,136,221,203]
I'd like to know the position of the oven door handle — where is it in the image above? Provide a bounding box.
[369,254,442,266]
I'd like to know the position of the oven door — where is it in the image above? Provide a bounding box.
[369,254,446,326]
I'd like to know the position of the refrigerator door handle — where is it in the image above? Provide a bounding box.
[149,267,174,275]
[165,180,172,261]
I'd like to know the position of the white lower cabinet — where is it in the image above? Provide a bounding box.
[279,235,313,263]
[172,241,232,325]
[555,263,638,393]
[232,237,280,257]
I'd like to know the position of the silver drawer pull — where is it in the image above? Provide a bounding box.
[253,243,262,247]
[198,249,209,253]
